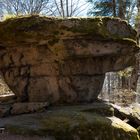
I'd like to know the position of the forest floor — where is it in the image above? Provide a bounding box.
[99,89,139,106]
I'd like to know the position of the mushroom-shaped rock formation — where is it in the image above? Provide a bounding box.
[0,16,139,104]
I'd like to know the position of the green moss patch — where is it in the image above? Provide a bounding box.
[3,105,139,140]
[0,15,137,48]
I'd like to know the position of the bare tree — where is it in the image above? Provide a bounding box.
[0,0,89,17]
[118,0,126,19]
[21,0,50,15]
[46,0,89,17]
[125,0,136,23]
[0,0,50,16]
[130,0,140,91]
[112,0,116,17]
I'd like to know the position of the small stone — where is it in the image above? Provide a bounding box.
[0,105,11,117]
[0,128,5,133]
[0,94,16,104]
[11,102,49,115]
[113,103,140,126]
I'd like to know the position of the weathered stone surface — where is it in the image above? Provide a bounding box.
[11,102,49,115]
[113,103,140,126]
[0,104,139,140]
[0,104,11,117]
[137,127,140,138]
[0,94,15,103]
[0,16,138,103]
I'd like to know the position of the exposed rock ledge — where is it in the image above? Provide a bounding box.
[0,16,139,103]
[0,103,139,140]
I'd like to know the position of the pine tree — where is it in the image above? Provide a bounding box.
[87,0,136,22]
[130,0,140,91]
[88,0,116,16]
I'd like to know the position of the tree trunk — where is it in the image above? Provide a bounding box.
[130,0,140,91]
[60,0,65,17]
[118,0,126,19]
[122,76,129,89]
[130,59,139,91]
[137,0,140,44]
[112,0,116,17]
[66,0,69,17]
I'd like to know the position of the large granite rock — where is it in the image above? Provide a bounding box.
[0,16,138,103]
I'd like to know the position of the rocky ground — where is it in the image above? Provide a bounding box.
[0,79,50,139]
[0,134,50,140]
[0,103,139,140]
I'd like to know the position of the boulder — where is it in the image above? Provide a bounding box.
[0,103,139,140]
[113,103,140,127]
[0,94,16,103]
[0,104,11,117]
[0,16,138,103]
[11,102,49,115]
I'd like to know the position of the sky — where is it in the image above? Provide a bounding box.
[76,0,91,16]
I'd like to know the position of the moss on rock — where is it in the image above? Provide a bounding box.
[0,15,137,48]
[4,105,140,140]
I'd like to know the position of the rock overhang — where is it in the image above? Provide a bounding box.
[0,16,138,73]
[0,16,139,103]
[0,16,137,45]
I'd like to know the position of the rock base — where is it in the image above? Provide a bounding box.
[0,103,139,140]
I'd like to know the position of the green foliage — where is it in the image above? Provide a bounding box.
[118,67,133,77]
[87,0,137,24]
[87,0,114,16]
